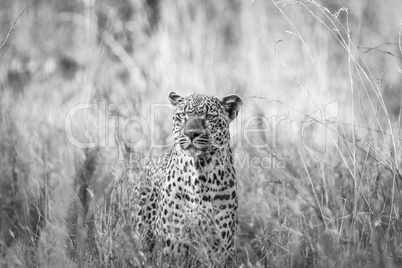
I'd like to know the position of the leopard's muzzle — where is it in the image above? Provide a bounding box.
[178,118,210,151]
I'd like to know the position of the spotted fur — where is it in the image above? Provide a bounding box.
[137,92,243,264]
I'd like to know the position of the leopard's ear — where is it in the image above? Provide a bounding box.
[168,92,184,106]
[221,94,243,121]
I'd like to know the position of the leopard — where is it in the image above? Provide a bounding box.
[137,92,243,266]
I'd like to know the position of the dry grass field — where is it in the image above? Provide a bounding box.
[1,0,402,267]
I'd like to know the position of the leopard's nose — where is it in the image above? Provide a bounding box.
[184,129,202,140]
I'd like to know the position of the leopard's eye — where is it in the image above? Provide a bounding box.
[177,113,186,120]
[206,114,216,120]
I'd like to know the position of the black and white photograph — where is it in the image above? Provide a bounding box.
[0,0,402,267]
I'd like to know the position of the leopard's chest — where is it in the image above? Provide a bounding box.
[158,151,236,230]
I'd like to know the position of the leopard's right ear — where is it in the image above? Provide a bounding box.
[168,92,184,106]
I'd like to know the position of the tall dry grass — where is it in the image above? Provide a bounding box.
[0,0,402,267]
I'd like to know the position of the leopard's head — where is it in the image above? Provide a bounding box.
[168,92,243,154]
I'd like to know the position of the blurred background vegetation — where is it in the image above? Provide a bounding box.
[0,0,402,267]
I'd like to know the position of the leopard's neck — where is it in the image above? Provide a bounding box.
[172,143,234,176]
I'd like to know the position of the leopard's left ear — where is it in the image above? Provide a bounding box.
[221,94,243,121]
[168,92,184,106]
